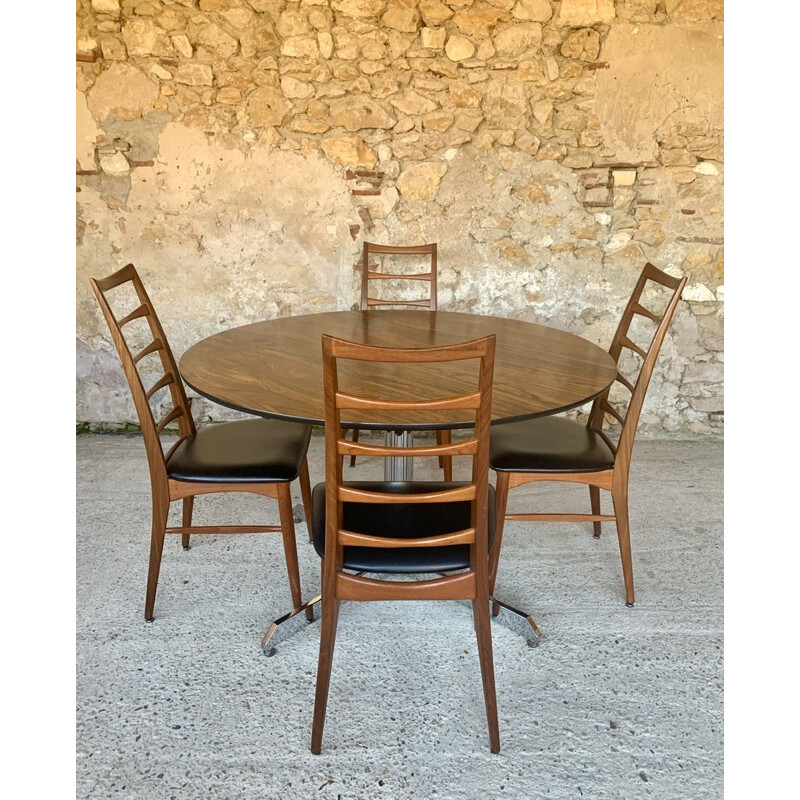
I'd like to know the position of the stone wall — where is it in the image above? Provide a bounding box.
[76,0,724,435]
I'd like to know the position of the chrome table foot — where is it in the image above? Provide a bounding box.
[489,596,543,647]
[261,594,321,657]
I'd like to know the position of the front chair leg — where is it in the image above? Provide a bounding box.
[277,483,313,622]
[611,481,635,607]
[471,596,501,753]
[181,496,194,549]
[311,594,341,754]
[144,500,170,622]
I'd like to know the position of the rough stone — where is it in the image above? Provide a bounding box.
[171,34,193,58]
[99,151,130,175]
[512,0,553,22]
[282,35,320,58]
[445,34,475,62]
[382,0,420,33]
[396,160,447,200]
[196,23,239,59]
[281,76,315,98]
[558,0,616,26]
[91,0,120,14]
[332,0,388,18]
[453,8,511,37]
[421,27,447,49]
[174,64,214,86]
[122,19,174,58]
[422,111,454,131]
[389,89,438,115]
[248,87,294,126]
[613,169,637,186]
[670,0,724,21]
[419,0,454,25]
[329,96,397,130]
[216,87,243,104]
[493,22,543,57]
[87,62,159,120]
[561,28,601,62]
[100,36,127,61]
[321,135,377,167]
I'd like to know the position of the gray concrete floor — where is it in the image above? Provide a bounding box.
[77,432,723,799]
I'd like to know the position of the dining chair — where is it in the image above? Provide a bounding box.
[488,263,687,608]
[350,241,452,479]
[310,333,500,754]
[90,263,315,623]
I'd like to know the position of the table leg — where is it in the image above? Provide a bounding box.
[384,430,414,481]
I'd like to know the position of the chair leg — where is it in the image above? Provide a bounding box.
[277,483,313,621]
[299,458,313,543]
[437,429,453,481]
[311,593,341,754]
[589,486,602,539]
[349,427,360,467]
[471,596,501,754]
[144,500,169,622]
[181,496,194,550]
[611,480,635,607]
[489,471,511,610]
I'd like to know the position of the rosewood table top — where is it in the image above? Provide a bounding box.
[179,310,617,431]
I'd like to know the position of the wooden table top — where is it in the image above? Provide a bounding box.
[179,310,617,430]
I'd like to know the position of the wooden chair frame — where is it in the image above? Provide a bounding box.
[489,263,687,607]
[90,264,313,622]
[353,241,452,478]
[311,333,499,754]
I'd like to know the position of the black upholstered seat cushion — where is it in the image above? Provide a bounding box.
[312,481,496,573]
[166,419,312,483]
[490,416,616,473]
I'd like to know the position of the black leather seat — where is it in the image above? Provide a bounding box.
[167,418,312,483]
[490,416,615,473]
[312,481,496,573]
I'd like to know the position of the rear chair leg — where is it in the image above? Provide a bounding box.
[589,486,602,539]
[145,501,169,621]
[489,471,511,615]
[349,428,360,468]
[277,484,313,621]
[299,458,313,543]
[437,429,453,481]
[182,496,194,549]
[611,481,635,607]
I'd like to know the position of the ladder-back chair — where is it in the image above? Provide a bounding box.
[311,333,500,754]
[489,263,687,607]
[90,264,314,623]
[351,241,452,479]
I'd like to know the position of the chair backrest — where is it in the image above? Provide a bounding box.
[588,262,687,469]
[90,264,196,487]
[359,242,438,311]
[321,334,495,591]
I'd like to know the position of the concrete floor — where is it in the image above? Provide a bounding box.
[77,432,723,799]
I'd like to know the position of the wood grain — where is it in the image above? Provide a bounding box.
[179,310,617,430]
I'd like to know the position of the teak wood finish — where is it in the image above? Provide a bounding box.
[311,334,500,754]
[489,263,687,608]
[179,311,618,430]
[352,242,451,477]
[90,264,313,622]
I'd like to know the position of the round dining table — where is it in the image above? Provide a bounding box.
[179,309,617,651]
[179,309,617,433]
